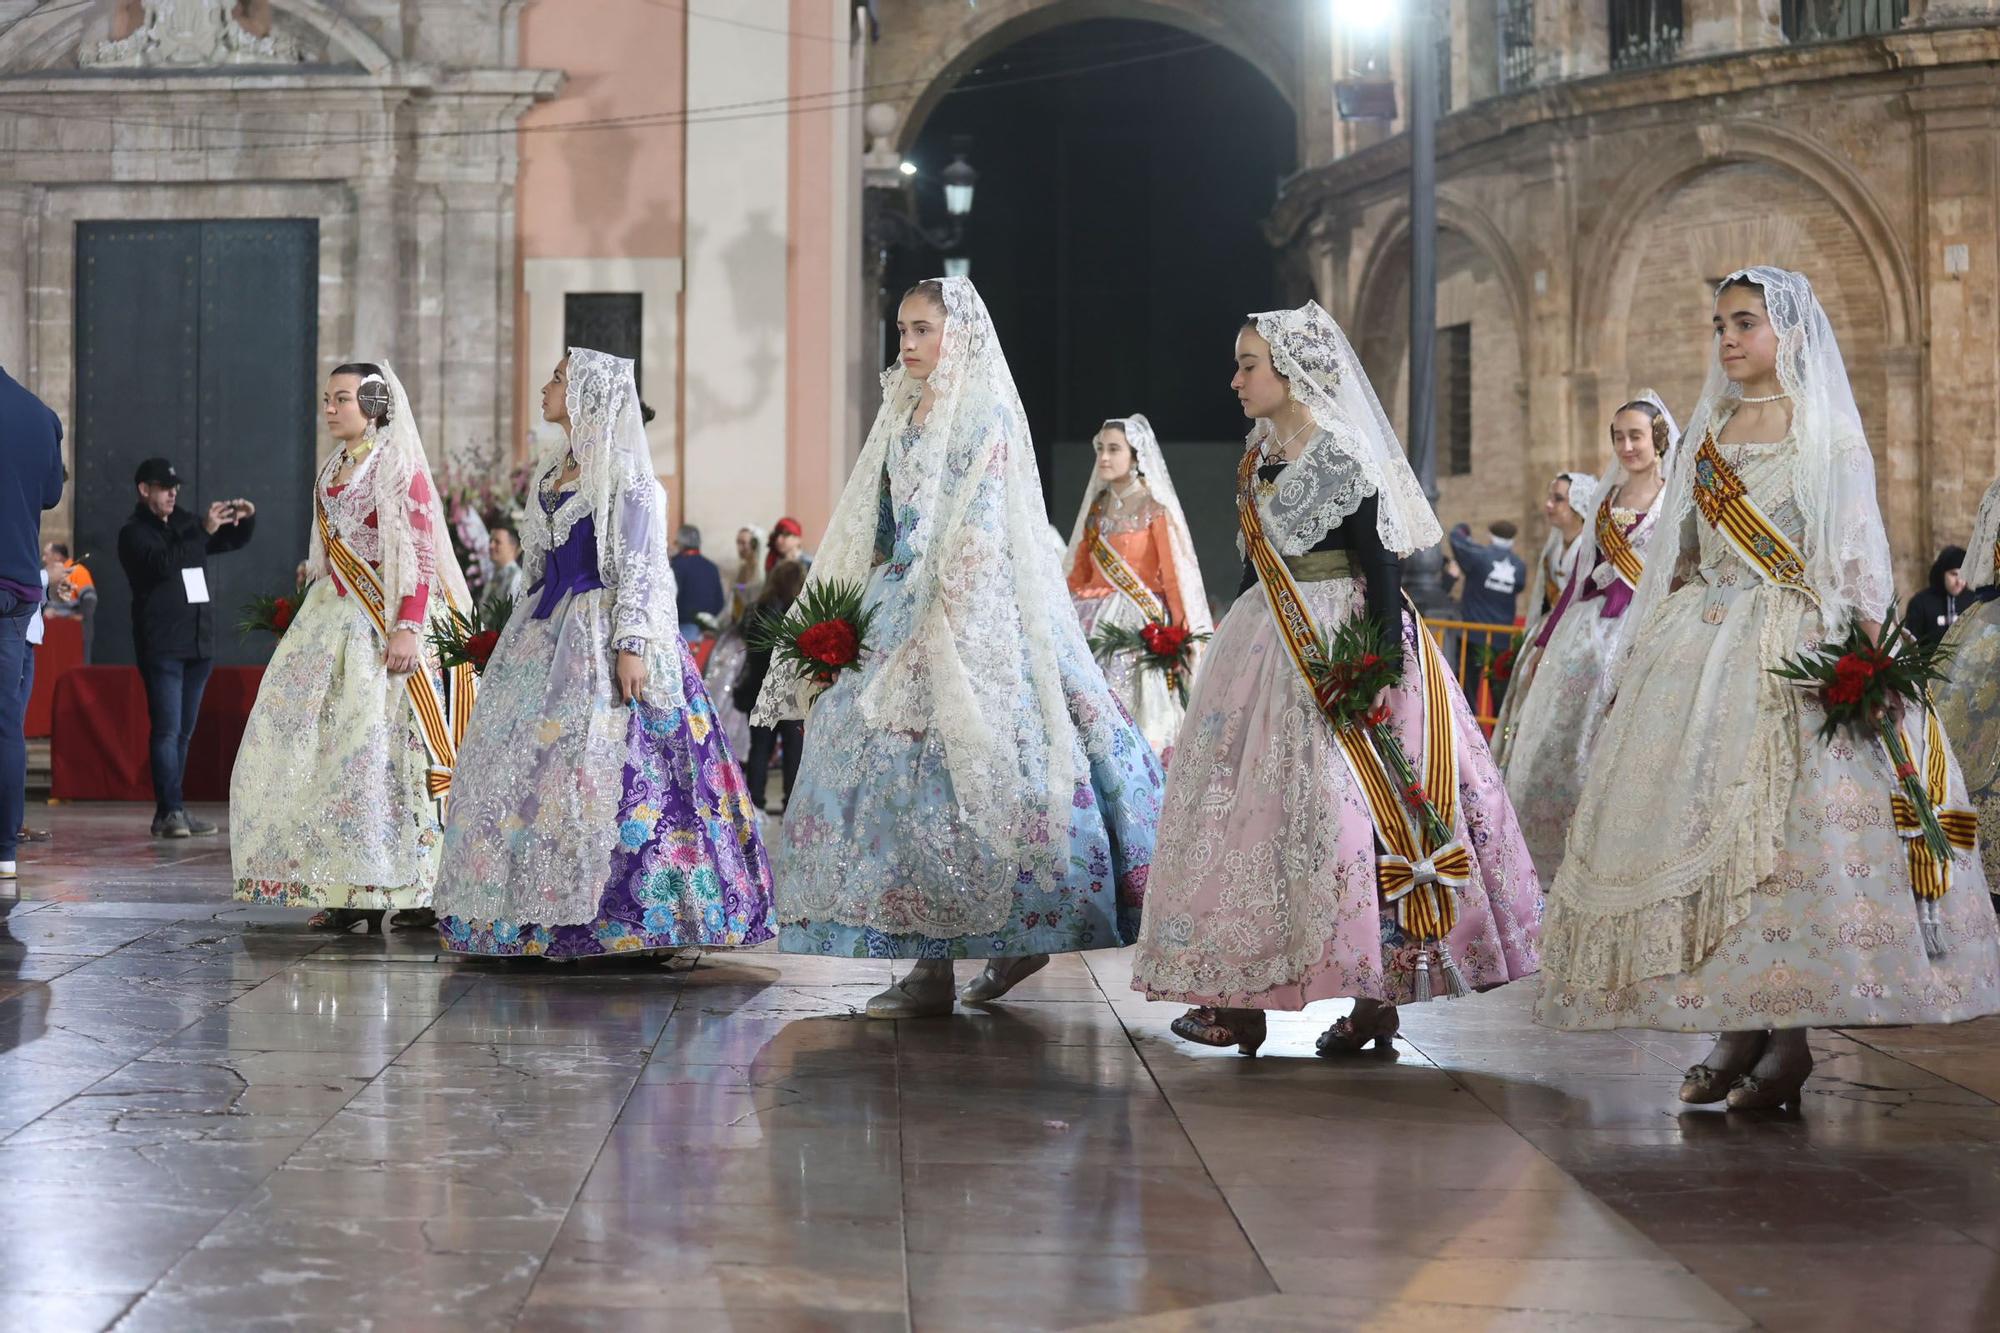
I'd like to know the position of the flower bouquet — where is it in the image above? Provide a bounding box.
[1303,616,1452,846]
[1088,617,1211,706]
[745,579,877,706]
[1771,609,1955,865]
[239,591,298,638]
[429,593,515,675]
[1483,640,1519,685]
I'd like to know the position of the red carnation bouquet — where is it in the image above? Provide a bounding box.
[1482,640,1519,683]
[746,579,877,705]
[1088,616,1211,706]
[1304,615,1454,849]
[239,592,298,638]
[429,593,514,676]
[1772,607,1954,862]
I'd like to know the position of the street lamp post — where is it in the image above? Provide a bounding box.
[861,111,978,364]
[1331,2,1447,611]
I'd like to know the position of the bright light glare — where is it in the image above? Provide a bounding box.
[898,160,918,176]
[1331,0,1396,34]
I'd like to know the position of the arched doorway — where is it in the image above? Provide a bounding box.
[886,15,1294,579]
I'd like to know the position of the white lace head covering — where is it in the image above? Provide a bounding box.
[1558,470,1599,527]
[1963,475,2000,589]
[1528,469,1601,624]
[1587,389,1680,524]
[1062,414,1214,638]
[754,276,1104,914]
[521,348,678,657]
[1245,300,1442,557]
[305,361,471,616]
[1611,267,1893,682]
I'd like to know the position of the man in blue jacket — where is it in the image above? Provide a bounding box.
[1447,519,1529,710]
[670,524,725,642]
[1,367,65,884]
[117,458,256,838]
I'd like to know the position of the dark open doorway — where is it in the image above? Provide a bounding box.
[890,17,1296,543]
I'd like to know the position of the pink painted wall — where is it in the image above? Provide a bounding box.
[786,0,839,541]
[517,0,686,260]
[514,0,687,487]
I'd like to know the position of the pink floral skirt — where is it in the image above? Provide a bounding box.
[1130,578,1542,1009]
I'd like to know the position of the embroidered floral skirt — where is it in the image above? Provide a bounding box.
[701,625,753,758]
[1129,578,1543,1010]
[1936,597,2000,889]
[1537,578,2000,1032]
[771,594,1162,959]
[231,578,451,911]
[433,593,774,959]
[1075,591,1187,767]
[1503,596,1627,882]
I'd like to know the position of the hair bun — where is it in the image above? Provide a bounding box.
[356,376,392,425]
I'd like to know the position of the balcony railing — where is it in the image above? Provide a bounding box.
[1610,0,1683,71]
[1497,0,1535,91]
[1782,0,1907,42]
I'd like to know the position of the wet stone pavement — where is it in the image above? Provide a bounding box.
[3,806,2000,1331]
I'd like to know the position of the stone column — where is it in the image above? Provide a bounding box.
[1679,1,1785,59]
[0,185,33,375]
[349,176,401,370]
[1540,0,1609,80]
[1911,79,2000,576]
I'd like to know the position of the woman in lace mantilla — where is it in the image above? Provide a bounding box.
[231,363,474,929]
[751,278,1162,1018]
[1491,469,1596,768]
[431,350,774,959]
[1503,396,1674,881]
[1536,269,2000,1111]
[1064,414,1213,764]
[1129,301,1541,1057]
[1934,477,2000,900]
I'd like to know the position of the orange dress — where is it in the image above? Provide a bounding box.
[1070,491,1190,758]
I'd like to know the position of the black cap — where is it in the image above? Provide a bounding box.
[134,457,181,488]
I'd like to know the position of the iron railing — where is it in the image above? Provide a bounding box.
[1782,0,1907,42]
[1497,0,1536,91]
[1610,0,1684,70]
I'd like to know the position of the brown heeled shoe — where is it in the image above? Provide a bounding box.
[1679,1031,1769,1105]
[1316,1002,1400,1056]
[1170,1006,1267,1057]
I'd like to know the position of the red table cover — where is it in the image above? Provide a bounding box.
[50,665,264,802]
[24,615,84,738]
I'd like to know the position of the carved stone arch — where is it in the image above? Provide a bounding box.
[1351,188,1535,368]
[873,0,1299,149]
[1572,119,1919,371]
[0,0,396,74]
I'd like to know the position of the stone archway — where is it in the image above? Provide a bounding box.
[868,0,1303,149]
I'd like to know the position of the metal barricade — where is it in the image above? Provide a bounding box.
[1420,616,1523,733]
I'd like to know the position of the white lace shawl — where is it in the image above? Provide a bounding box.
[1607,268,1892,690]
[1239,300,1442,559]
[1964,474,2000,589]
[518,348,682,701]
[751,276,1088,899]
[1062,413,1215,639]
[304,361,470,619]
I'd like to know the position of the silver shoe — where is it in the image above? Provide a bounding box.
[865,963,956,1019]
[957,953,1049,1004]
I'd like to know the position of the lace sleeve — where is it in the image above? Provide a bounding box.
[396,470,438,630]
[1826,433,1894,625]
[607,459,671,648]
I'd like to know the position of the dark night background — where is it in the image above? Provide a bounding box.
[886,18,1297,550]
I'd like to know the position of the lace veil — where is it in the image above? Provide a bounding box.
[752,276,1091,926]
[1528,469,1601,625]
[519,349,682,695]
[1581,388,1680,587]
[1963,476,2000,589]
[1244,301,1442,558]
[305,361,471,617]
[1062,414,1215,638]
[1608,267,1892,685]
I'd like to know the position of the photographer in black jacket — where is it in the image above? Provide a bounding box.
[116,457,256,838]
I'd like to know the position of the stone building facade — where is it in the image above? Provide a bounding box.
[0,0,556,539]
[1281,1,2000,591]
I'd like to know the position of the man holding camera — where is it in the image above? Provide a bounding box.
[117,458,256,838]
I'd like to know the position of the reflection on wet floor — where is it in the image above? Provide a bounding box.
[2,805,1999,1330]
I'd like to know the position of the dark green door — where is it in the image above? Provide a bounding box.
[74,219,317,666]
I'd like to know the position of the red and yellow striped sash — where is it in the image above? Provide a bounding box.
[1593,494,1644,590]
[1892,709,1978,903]
[1235,447,1464,941]
[1087,519,1168,625]
[314,501,476,815]
[1690,432,1813,597]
